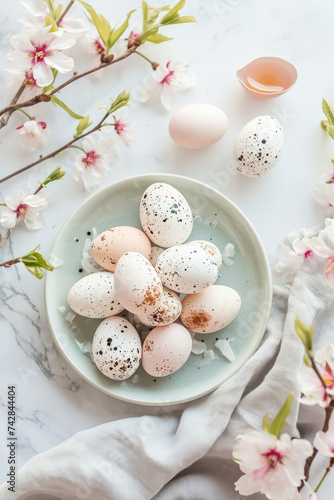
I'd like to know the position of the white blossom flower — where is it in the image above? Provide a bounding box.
[313,165,334,214]
[275,238,314,283]
[113,114,134,146]
[298,344,334,407]
[233,429,312,500]
[81,30,126,69]
[16,119,49,152]
[72,136,115,191]
[0,189,48,230]
[5,26,75,87]
[20,0,86,39]
[142,59,196,110]
[314,414,334,457]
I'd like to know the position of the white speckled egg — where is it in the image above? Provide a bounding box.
[234,116,283,177]
[114,252,163,315]
[169,104,228,149]
[156,245,219,294]
[90,226,151,272]
[150,246,164,266]
[181,285,241,333]
[67,272,123,319]
[137,287,182,327]
[140,183,193,248]
[185,240,222,269]
[142,324,192,377]
[92,316,141,380]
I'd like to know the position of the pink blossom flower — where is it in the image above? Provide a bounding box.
[5,26,75,87]
[275,238,314,283]
[298,344,334,407]
[142,59,196,110]
[72,136,115,191]
[0,189,48,230]
[82,30,126,69]
[113,114,134,146]
[233,429,312,500]
[16,119,49,152]
[314,413,334,457]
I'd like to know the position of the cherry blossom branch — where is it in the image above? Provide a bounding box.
[0,0,75,128]
[0,111,110,184]
[0,257,20,268]
[0,46,138,125]
[303,401,334,485]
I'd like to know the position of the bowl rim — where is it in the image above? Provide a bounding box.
[236,56,298,96]
[45,173,273,406]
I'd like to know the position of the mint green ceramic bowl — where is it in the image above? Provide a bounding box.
[45,174,272,406]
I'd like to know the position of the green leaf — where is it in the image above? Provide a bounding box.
[321,119,334,140]
[23,264,45,280]
[146,4,170,28]
[45,15,58,32]
[162,14,196,24]
[262,393,293,438]
[295,317,314,355]
[19,247,54,280]
[38,165,65,188]
[160,0,185,24]
[322,99,334,127]
[107,90,130,114]
[43,0,56,17]
[51,96,84,120]
[108,10,136,50]
[54,4,63,21]
[76,0,111,49]
[303,355,312,367]
[74,115,93,137]
[145,32,173,43]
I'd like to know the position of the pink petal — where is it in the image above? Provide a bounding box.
[325,257,334,288]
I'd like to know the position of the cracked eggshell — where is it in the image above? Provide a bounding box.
[185,240,222,269]
[139,183,193,248]
[67,272,124,319]
[156,245,219,294]
[136,287,182,327]
[92,316,141,380]
[142,324,192,377]
[90,226,151,272]
[234,115,283,177]
[181,285,241,334]
[114,251,163,315]
[169,104,228,149]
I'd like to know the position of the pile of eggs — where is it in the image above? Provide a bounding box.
[68,182,241,381]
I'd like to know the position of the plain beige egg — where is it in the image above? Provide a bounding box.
[169,103,228,149]
[90,226,151,272]
[181,285,241,333]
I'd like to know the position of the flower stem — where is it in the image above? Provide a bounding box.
[314,457,334,492]
[135,51,154,65]
[57,0,74,24]
[17,108,32,120]
[0,111,110,183]
[69,145,85,152]
[309,354,327,389]
[0,257,20,268]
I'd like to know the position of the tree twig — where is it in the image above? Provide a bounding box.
[0,257,20,268]
[0,111,110,184]
[0,0,75,128]
[0,46,137,125]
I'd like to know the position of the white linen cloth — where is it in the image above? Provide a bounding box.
[1,225,333,500]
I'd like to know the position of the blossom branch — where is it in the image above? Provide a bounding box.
[0,46,138,126]
[0,111,111,184]
[0,0,75,129]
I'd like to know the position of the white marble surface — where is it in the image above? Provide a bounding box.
[0,0,334,496]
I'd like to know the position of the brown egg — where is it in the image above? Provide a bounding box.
[90,226,151,272]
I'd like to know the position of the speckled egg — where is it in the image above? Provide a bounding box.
[92,316,141,380]
[234,116,283,177]
[142,324,192,377]
[139,183,193,248]
[67,272,124,319]
[136,287,182,327]
[169,103,229,149]
[90,226,151,272]
[114,252,163,315]
[181,285,241,333]
[156,245,219,294]
[150,246,164,266]
[185,240,222,269]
